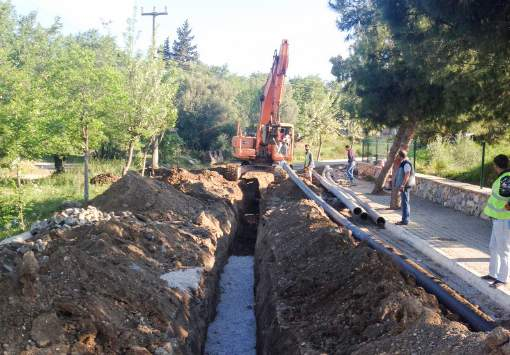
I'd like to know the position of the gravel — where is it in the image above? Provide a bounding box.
[205,256,256,355]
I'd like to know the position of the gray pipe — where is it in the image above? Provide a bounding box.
[280,161,494,332]
[312,171,367,219]
[323,166,385,227]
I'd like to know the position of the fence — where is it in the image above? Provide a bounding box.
[359,137,492,189]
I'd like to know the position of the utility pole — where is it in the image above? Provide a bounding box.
[141,6,168,53]
[141,6,168,172]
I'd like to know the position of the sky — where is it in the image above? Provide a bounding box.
[12,0,349,80]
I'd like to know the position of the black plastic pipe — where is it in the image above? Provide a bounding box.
[281,162,495,332]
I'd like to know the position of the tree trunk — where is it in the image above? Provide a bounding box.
[390,162,402,209]
[122,139,136,176]
[141,148,149,177]
[371,120,417,195]
[83,125,90,203]
[53,155,65,174]
[151,132,164,174]
[316,135,323,162]
[15,163,25,230]
[140,138,154,177]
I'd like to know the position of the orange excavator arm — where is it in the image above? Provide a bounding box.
[255,40,289,149]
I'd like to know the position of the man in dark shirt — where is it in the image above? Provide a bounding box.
[345,145,356,185]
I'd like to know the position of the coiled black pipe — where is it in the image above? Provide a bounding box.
[281,161,495,332]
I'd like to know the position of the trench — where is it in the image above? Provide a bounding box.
[204,178,260,355]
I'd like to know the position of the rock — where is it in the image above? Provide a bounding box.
[20,251,39,279]
[64,217,78,226]
[54,215,65,225]
[77,319,97,346]
[16,245,32,254]
[502,342,510,355]
[126,346,152,355]
[144,233,155,241]
[30,312,63,347]
[154,342,174,355]
[486,327,510,349]
[30,220,49,234]
[69,342,90,354]
[35,239,46,253]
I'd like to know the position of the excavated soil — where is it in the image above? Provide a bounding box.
[90,173,120,185]
[0,170,242,355]
[255,179,498,355]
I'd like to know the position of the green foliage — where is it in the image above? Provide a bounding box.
[170,20,199,67]
[160,132,185,164]
[418,136,509,186]
[329,0,510,141]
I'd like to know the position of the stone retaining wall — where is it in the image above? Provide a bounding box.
[356,162,491,218]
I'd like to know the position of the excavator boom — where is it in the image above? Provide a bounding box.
[255,40,289,148]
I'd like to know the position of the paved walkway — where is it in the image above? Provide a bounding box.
[345,179,510,316]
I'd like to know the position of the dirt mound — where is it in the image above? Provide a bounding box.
[162,167,242,204]
[90,173,120,185]
[0,170,240,354]
[256,179,491,355]
[91,172,202,219]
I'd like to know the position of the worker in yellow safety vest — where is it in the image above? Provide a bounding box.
[482,154,510,288]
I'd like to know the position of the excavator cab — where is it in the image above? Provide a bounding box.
[233,123,294,164]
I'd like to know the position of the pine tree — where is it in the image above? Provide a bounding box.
[171,20,198,67]
[163,37,171,63]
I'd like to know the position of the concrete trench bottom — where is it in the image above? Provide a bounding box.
[204,177,261,355]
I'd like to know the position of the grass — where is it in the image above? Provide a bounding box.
[293,135,356,163]
[412,137,510,187]
[0,159,124,240]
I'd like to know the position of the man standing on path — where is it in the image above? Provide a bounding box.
[394,150,415,225]
[303,144,315,181]
[345,145,356,185]
[390,143,410,209]
[481,154,510,288]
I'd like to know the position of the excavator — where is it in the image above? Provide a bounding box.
[225,39,294,181]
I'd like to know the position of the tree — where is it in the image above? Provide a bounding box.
[45,40,122,202]
[300,93,341,161]
[171,20,199,67]
[329,0,450,194]
[115,57,178,175]
[0,4,65,225]
[162,37,171,63]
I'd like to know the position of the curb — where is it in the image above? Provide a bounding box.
[386,222,510,313]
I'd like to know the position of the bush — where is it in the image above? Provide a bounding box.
[451,135,480,169]
[426,136,453,175]
[421,135,508,187]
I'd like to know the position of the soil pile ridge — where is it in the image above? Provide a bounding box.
[0,170,241,354]
[255,179,497,355]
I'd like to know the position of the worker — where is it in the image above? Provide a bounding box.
[303,144,314,180]
[394,150,415,225]
[345,145,356,185]
[279,132,291,156]
[481,154,510,288]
